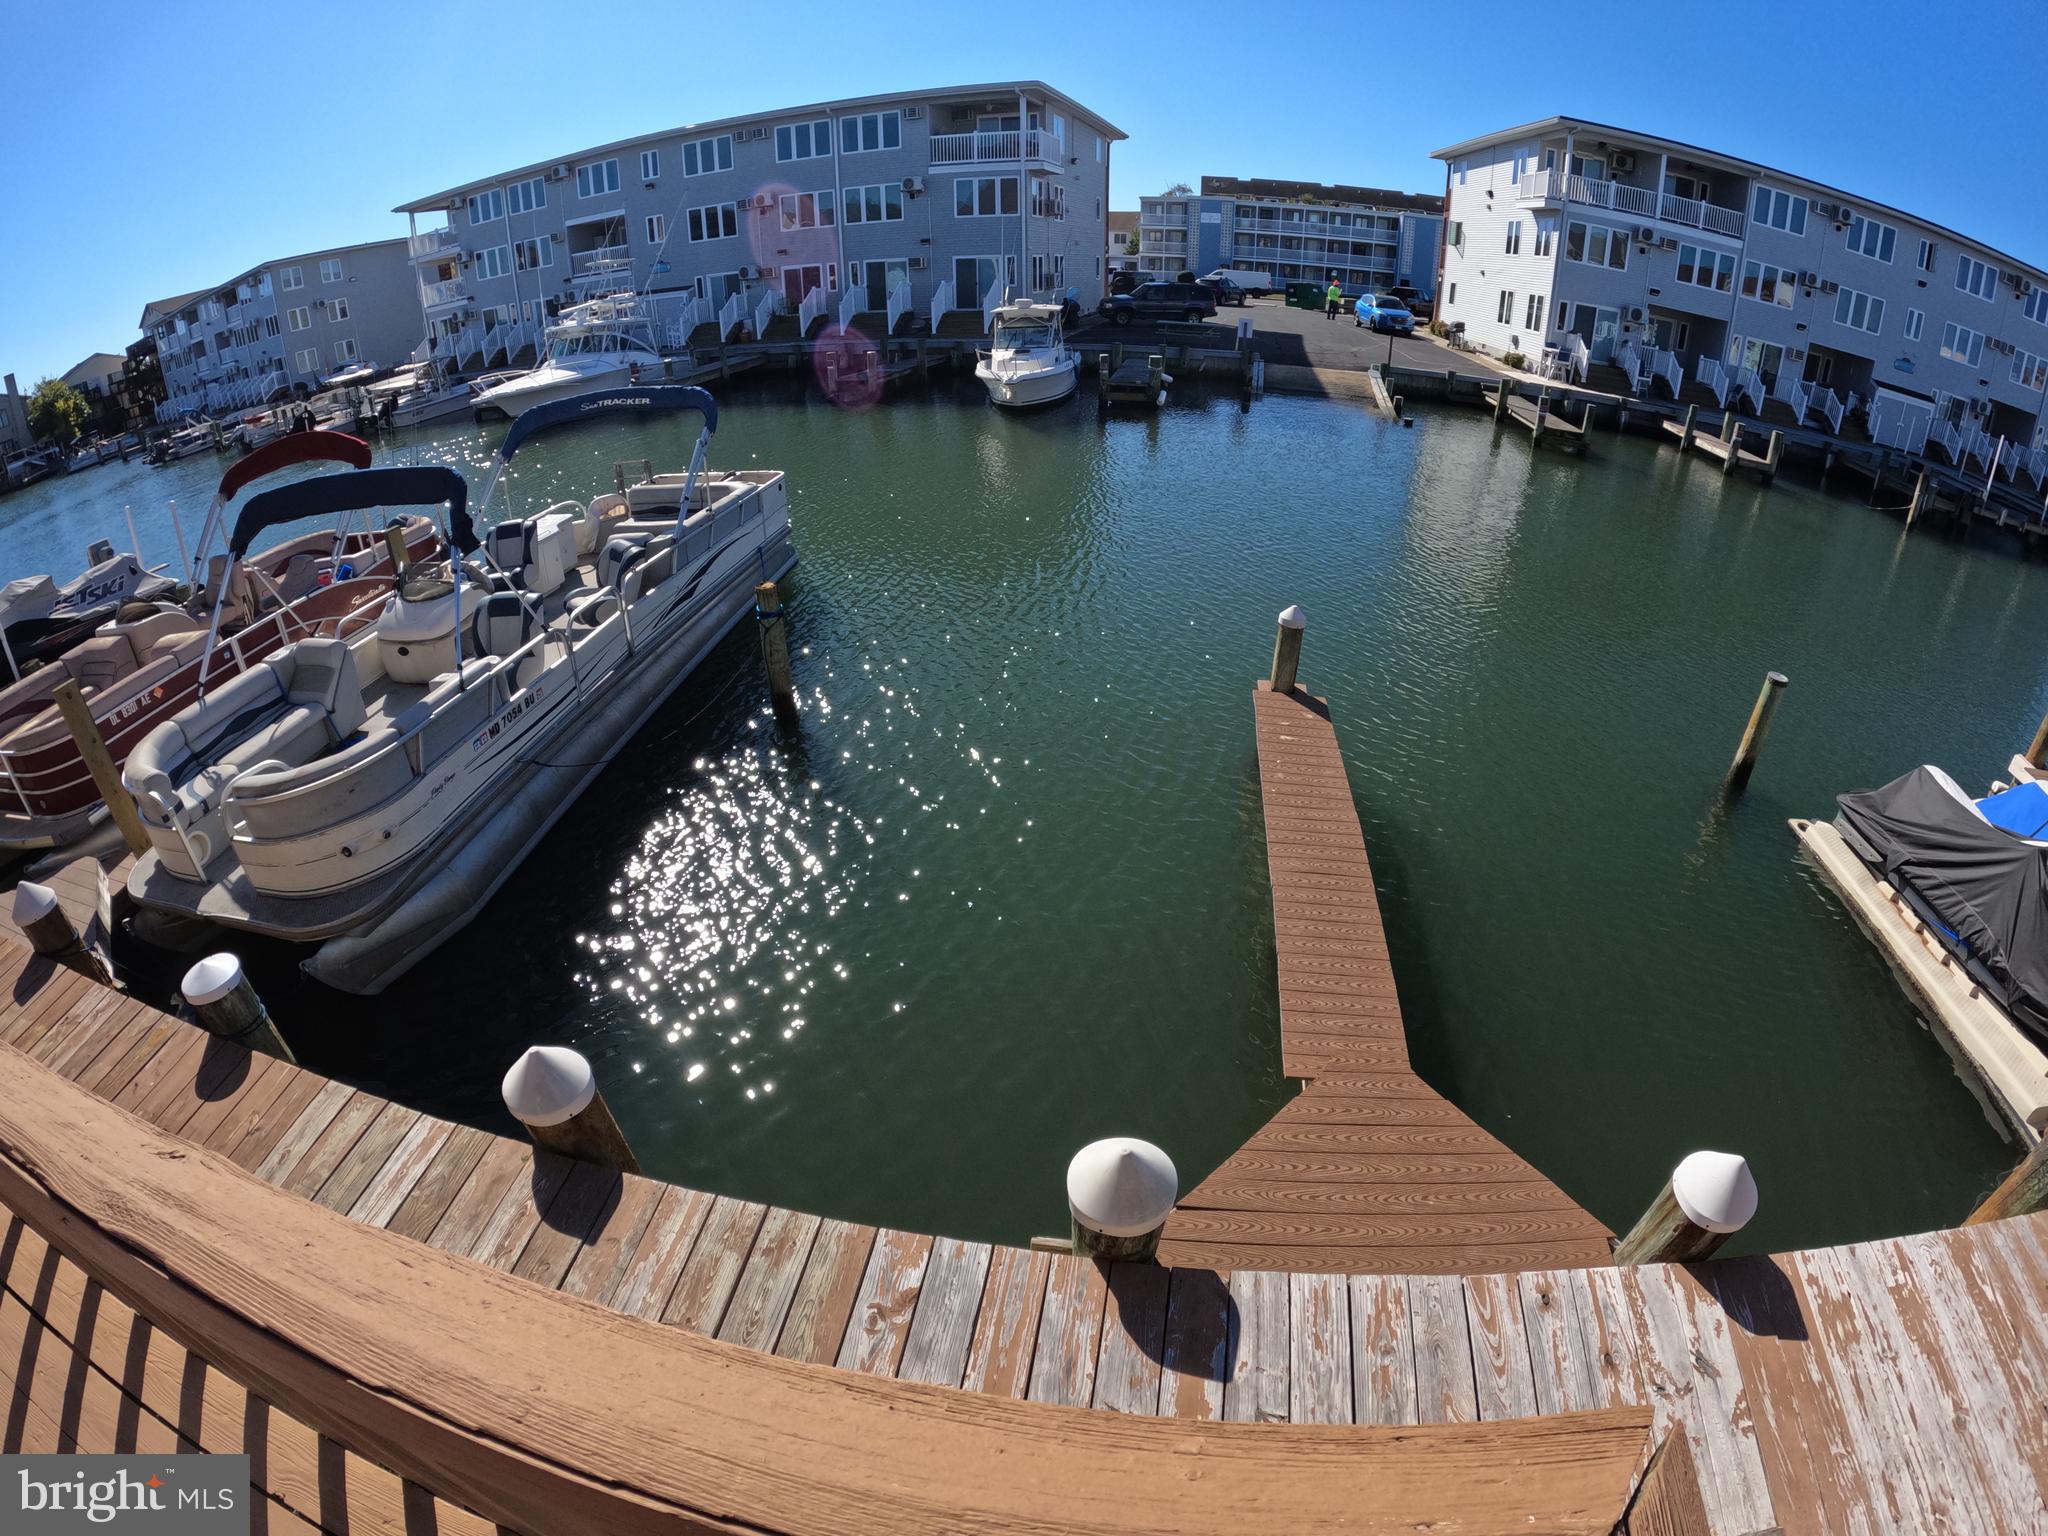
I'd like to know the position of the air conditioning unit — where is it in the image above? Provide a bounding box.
[909,255,929,270]
[1800,271,1820,286]
[1610,151,1636,172]
[1635,226,1655,242]
[1788,348,1806,361]
[738,264,762,280]
[1814,201,1839,220]
[1972,397,1991,416]
[902,175,926,195]
[904,106,924,120]
[1659,236,1680,250]
[547,164,570,181]
[1627,306,1644,321]
[1835,206,1854,225]
[751,193,775,210]
[742,126,769,141]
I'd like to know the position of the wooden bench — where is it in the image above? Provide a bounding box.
[0,1047,1670,1536]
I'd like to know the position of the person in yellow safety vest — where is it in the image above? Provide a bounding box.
[1325,282,1343,320]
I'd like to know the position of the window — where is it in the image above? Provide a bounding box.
[507,177,545,215]
[775,119,831,162]
[2026,288,2048,325]
[328,296,350,321]
[1454,160,1467,186]
[1677,244,1736,292]
[634,149,660,183]
[1496,290,1515,324]
[839,111,901,153]
[1750,186,1808,234]
[678,136,731,178]
[1445,219,1463,248]
[1956,253,1997,300]
[844,182,906,223]
[1916,238,1936,272]
[1524,292,1543,329]
[293,347,318,374]
[1564,221,1627,270]
[333,338,358,365]
[264,314,280,338]
[513,236,553,270]
[1095,133,1104,162]
[1030,182,1065,220]
[1845,214,1896,263]
[1534,220,1554,256]
[779,190,836,229]
[687,203,738,241]
[1740,260,1796,308]
[285,306,310,332]
[634,213,659,245]
[2014,348,2048,391]
[279,265,303,290]
[577,159,620,198]
[474,245,511,280]
[1940,320,1984,366]
[1504,219,1522,255]
[319,258,344,283]
[953,177,1017,217]
[1904,308,1925,341]
[467,188,504,223]
[1833,287,1884,334]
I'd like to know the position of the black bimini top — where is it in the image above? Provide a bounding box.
[230,465,474,558]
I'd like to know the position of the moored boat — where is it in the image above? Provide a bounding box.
[365,360,474,429]
[471,296,664,421]
[123,384,794,993]
[974,300,1079,409]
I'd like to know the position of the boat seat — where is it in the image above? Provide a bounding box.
[598,536,647,593]
[109,609,205,661]
[60,634,143,696]
[479,592,539,658]
[485,520,531,580]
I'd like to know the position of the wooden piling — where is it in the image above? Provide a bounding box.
[1268,604,1306,694]
[754,580,798,727]
[1722,423,1744,475]
[1111,341,1126,373]
[1907,470,1929,529]
[1679,404,1698,451]
[1097,353,1110,400]
[1613,1151,1756,1265]
[1762,430,1784,485]
[1966,1137,2048,1224]
[1720,410,1736,442]
[1724,671,1789,793]
[717,345,731,383]
[182,953,295,1063]
[502,1045,642,1173]
[11,882,111,984]
[1493,382,1509,422]
[51,679,149,856]
[916,337,930,379]
[1066,1138,1177,1263]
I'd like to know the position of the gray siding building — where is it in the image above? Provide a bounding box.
[142,239,424,420]
[393,82,1122,369]
[1435,117,2048,467]
[0,374,29,460]
[1139,178,1445,297]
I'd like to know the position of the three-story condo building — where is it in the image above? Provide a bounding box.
[142,239,424,421]
[392,82,1121,371]
[1138,178,1444,297]
[1434,117,2048,464]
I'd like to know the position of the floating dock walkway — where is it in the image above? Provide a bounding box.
[1483,384,1589,453]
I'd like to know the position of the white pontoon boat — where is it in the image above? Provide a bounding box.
[124,384,794,993]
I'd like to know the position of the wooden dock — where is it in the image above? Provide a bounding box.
[1661,408,1784,482]
[1096,351,1171,407]
[1484,385,1589,452]
[1160,686,1613,1274]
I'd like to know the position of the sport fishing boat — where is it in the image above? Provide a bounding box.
[123,384,793,994]
[974,300,1079,409]
[0,433,439,854]
[1793,763,2048,1140]
[148,421,216,465]
[471,297,664,421]
[365,361,473,429]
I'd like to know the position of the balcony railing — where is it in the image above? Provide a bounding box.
[420,278,468,309]
[571,245,632,277]
[409,227,460,260]
[930,129,1062,165]
[1533,170,1748,240]
[1517,169,1563,203]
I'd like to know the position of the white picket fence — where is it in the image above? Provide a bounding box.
[798,287,829,337]
[929,279,955,336]
[1644,349,1681,399]
[1776,372,1812,425]
[886,282,913,336]
[1694,354,1731,409]
[837,287,860,332]
[1930,417,1963,463]
[750,289,777,342]
[1731,365,1765,415]
[1962,424,1995,473]
[981,279,1003,334]
[1814,387,1846,435]
[717,292,743,342]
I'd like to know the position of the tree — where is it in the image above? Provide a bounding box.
[1159,181,1192,197]
[27,378,90,447]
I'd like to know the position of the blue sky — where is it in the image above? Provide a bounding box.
[4,0,2044,386]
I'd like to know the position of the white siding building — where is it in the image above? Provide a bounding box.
[393,82,1122,370]
[1435,117,2048,467]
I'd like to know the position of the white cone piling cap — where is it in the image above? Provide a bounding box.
[502,1045,597,1128]
[11,882,57,925]
[1066,1137,1178,1238]
[181,953,247,1008]
[1670,1150,1758,1234]
[1277,604,1307,631]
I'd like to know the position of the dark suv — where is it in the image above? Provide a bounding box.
[1097,281,1218,325]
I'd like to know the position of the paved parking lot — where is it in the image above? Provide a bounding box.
[1070,296,1504,378]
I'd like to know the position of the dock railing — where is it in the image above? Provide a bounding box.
[837,286,860,332]
[1776,372,1812,425]
[1930,417,1963,463]
[928,278,955,335]
[797,286,828,337]
[886,281,912,336]
[716,291,743,343]
[1732,364,1765,414]
[1646,348,1681,399]
[1562,332,1590,384]
[1815,386,1846,435]
[980,278,1003,334]
[1694,353,1731,409]
[748,289,776,343]
[1963,424,1995,473]
[1617,341,1643,395]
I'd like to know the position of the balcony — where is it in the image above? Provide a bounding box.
[409,227,461,261]
[420,278,469,310]
[929,130,1064,169]
[570,245,632,278]
[1531,170,1747,240]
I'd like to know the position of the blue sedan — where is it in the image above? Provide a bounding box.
[1355,294,1416,334]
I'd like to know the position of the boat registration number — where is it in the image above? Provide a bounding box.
[473,685,543,752]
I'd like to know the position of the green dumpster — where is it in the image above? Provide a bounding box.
[1286,281,1325,310]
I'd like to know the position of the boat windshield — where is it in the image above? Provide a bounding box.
[996,322,1054,350]
[547,331,624,360]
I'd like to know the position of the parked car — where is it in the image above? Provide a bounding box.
[1097,282,1218,324]
[1109,269,1165,296]
[1388,285,1434,320]
[1199,267,1276,297]
[1355,294,1416,334]
[1200,276,1249,307]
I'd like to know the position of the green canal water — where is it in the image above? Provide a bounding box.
[8,385,2035,1253]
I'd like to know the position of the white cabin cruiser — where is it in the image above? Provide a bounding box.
[974,300,1078,409]
[124,384,795,994]
[366,361,473,428]
[471,298,664,421]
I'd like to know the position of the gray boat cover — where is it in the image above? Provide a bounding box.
[1835,766,2048,1040]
